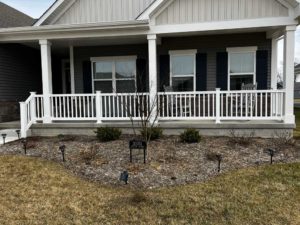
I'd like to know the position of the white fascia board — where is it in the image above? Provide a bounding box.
[0,21,149,42]
[149,17,298,35]
[34,0,65,26]
[137,0,165,20]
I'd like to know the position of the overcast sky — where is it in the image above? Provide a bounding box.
[1,0,300,63]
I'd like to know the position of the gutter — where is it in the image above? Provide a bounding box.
[0,20,149,35]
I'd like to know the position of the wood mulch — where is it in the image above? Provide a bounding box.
[0,135,299,189]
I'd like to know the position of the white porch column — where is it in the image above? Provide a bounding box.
[283,26,296,124]
[271,38,278,90]
[39,40,53,123]
[70,46,75,94]
[147,34,158,124]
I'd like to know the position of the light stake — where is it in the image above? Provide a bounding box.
[267,149,275,164]
[21,139,27,155]
[216,154,222,173]
[120,171,129,184]
[15,130,21,139]
[1,134,7,145]
[59,145,66,162]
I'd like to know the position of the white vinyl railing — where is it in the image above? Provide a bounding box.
[20,89,285,138]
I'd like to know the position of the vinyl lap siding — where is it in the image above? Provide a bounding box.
[53,0,155,25]
[0,44,42,101]
[158,33,271,90]
[156,0,289,25]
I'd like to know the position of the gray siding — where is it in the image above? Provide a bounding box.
[158,32,271,90]
[73,32,271,92]
[0,44,42,122]
[74,44,148,93]
[50,0,155,25]
[156,0,289,25]
[0,44,42,101]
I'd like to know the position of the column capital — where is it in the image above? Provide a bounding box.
[39,39,52,46]
[147,34,157,40]
[285,25,297,32]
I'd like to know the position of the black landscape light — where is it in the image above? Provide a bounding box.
[15,130,21,140]
[267,149,275,164]
[216,154,222,173]
[1,134,7,145]
[21,138,27,155]
[59,145,66,162]
[120,171,129,184]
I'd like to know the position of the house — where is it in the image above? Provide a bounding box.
[295,64,300,99]
[0,0,299,138]
[0,2,42,123]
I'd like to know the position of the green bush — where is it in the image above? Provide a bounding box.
[180,128,201,143]
[95,127,122,142]
[140,127,163,141]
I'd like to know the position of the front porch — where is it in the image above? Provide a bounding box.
[17,28,297,138]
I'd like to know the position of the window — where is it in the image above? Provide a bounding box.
[227,47,257,90]
[170,50,196,91]
[91,56,136,93]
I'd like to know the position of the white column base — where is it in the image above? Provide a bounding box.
[284,114,295,124]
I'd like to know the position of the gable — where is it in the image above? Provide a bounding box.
[155,0,290,25]
[45,0,155,25]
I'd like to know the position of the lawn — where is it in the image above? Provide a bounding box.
[295,107,300,138]
[0,156,299,225]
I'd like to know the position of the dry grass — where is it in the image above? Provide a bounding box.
[0,155,300,225]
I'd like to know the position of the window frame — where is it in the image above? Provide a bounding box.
[227,47,257,90]
[90,55,137,93]
[169,49,197,92]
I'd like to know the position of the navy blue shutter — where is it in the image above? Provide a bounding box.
[83,61,92,93]
[159,55,170,91]
[136,58,148,92]
[216,52,228,90]
[196,53,207,91]
[256,50,268,90]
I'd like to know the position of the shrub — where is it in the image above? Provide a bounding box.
[140,127,163,141]
[80,146,98,164]
[228,130,255,146]
[180,129,201,143]
[95,127,122,142]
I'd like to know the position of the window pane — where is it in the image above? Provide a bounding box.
[172,77,194,91]
[230,53,255,74]
[94,81,112,93]
[94,62,113,79]
[116,80,136,93]
[171,55,194,75]
[230,75,253,90]
[116,60,135,79]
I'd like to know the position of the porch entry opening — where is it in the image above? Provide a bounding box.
[91,56,137,93]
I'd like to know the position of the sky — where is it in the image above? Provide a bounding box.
[1,0,300,63]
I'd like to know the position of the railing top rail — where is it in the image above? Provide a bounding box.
[99,93,150,96]
[158,91,216,95]
[220,89,286,94]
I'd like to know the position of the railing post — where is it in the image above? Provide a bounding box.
[96,91,102,123]
[20,102,27,138]
[29,92,37,123]
[215,88,221,124]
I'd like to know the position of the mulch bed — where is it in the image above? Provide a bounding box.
[0,135,299,189]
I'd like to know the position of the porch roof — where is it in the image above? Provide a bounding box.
[0,20,149,42]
